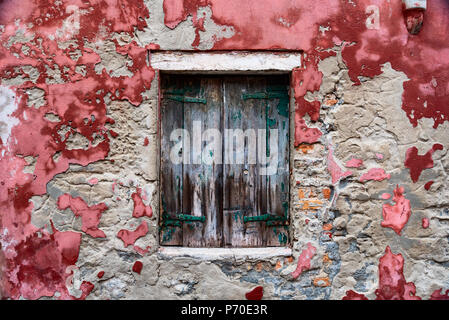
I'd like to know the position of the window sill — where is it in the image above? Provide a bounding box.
[157,247,292,261]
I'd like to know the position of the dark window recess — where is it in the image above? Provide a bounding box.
[160,74,290,247]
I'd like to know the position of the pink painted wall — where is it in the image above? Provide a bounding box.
[0,0,448,300]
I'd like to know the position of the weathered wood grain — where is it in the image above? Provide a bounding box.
[265,76,290,246]
[160,74,290,247]
[160,75,184,245]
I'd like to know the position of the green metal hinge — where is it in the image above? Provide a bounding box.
[242,92,288,100]
[165,94,207,104]
[161,219,182,227]
[177,214,206,222]
[161,213,205,227]
[243,214,287,223]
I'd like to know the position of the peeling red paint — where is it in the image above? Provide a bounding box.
[163,0,209,48]
[1,0,449,301]
[291,242,316,279]
[375,246,420,300]
[424,181,434,190]
[359,168,391,182]
[345,158,364,168]
[97,271,105,279]
[1,221,82,299]
[245,286,263,300]
[294,116,322,145]
[132,188,153,218]
[405,144,443,183]
[132,261,143,274]
[206,1,449,141]
[430,288,449,300]
[342,290,368,300]
[117,221,149,248]
[327,147,352,184]
[143,137,149,146]
[381,193,391,200]
[57,194,107,238]
[344,246,421,300]
[163,0,208,29]
[88,178,99,185]
[77,281,95,300]
[0,0,152,299]
[381,186,412,235]
[133,245,151,256]
[422,218,429,229]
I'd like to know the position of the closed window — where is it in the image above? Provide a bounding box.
[160,74,290,247]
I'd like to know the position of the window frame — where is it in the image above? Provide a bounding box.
[153,51,302,252]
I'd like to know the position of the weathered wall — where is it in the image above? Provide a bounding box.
[0,0,448,300]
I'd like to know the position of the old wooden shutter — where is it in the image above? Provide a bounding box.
[160,74,289,247]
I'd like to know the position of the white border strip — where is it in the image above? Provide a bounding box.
[151,51,302,72]
[158,247,292,261]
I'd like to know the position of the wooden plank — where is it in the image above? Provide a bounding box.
[159,74,183,245]
[265,75,290,246]
[182,76,223,247]
[223,76,267,247]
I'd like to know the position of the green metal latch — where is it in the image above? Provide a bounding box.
[165,95,207,104]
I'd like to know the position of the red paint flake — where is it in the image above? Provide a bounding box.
[132,188,153,218]
[430,288,449,300]
[375,246,421,300]
[292,66,323,146]
[143,137,149,146]
[0,221,82,300]
[291,242,317,279]
[109,130,119,138]
[359,168,391,182]
[327,147,353,184]
[88,178,99,185]
[342,290,368,300]
[57,194,107,238]
[163,0,208,47]
[424,181,434,190]
[97,271,105,279]
[292,63,322,122]
[381,193,391,200]
[422,218,429,229]
[133,245,151,256]
[76,281,95,300]
[245,286,263,300]
[294,116,322,145]
[375,153,384,160]
[132,261,143,274]
[117,221,149,248]
[344,246,424,300]
[381,186,412,235]
[345,158,364,168]
[405,144,443,183]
